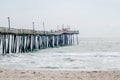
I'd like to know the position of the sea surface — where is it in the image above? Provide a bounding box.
[0,38,120,70]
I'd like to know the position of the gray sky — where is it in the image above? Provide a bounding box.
[0,0,120,37]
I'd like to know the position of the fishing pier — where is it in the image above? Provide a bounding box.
[0,27,79,55]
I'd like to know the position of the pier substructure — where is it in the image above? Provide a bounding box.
[0,27,79,55]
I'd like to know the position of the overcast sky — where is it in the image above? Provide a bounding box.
[0,0,120,37]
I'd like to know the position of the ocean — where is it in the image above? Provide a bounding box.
[0,38,120,70]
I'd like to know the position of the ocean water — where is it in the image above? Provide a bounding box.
[0,38,120,70]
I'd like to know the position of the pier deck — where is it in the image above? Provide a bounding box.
[0,27,79,35]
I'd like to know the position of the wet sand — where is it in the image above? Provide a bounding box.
[0,69,120,80]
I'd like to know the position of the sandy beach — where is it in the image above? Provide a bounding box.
[0,69,120,80]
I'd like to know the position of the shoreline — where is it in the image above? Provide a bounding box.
[0,68,120,80]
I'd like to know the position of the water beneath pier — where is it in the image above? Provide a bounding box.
[0,38,120,70]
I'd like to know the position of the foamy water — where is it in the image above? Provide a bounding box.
[0,38,120,70]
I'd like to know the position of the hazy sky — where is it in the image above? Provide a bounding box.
[0,0,120,37]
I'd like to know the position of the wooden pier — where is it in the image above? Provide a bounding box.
[0,27,79,55]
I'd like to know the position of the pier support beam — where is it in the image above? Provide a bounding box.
[56,36,59,47]
[6,35,10,54]
[62,35,65,46]
[2,35,6,55]
[52,36,54,47]
[76,34,79,45]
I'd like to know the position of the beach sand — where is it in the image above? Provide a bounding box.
[0,69,120,80]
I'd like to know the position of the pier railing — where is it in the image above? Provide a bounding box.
[0,27,79,35]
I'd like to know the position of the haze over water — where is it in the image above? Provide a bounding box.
[0,38,120,70]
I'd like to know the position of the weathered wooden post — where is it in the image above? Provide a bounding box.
[16,35,20,53]
[52,36,54,47]
[62,34,65,46]
[14,35,17,53]
[70,34,72,45]
[35,36,38,49]
[37,36,40,49]
[27,35,31,51]
[6,17,11,54]
[30,35,32,51]
[76,34,79,45]
[2,35,6,55]
[24,36,27,52]
[43,22,45,34]
[72,34,75,45]
[11,35,14,53]
[46,36,49,48]
[56,35,59,47]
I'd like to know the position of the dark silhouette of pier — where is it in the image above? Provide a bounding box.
[0,27,79,55]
